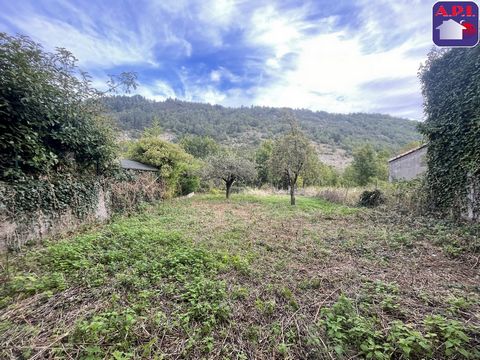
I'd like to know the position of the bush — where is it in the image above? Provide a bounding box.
[358,189,386,207]
[128,137,199,197]
[0,33,135,180]
[110,172,165,213]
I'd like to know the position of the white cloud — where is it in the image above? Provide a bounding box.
[137,80,177,101]
[241,2,433,119]
[0,0,436,119]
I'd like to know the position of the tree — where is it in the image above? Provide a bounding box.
[398,141,423,154]
[0,33,137,180]
[255,139,274,186]
[270,116,315,205]
[345,144,389,186]
[302,155,339,187]
[205,152,256,199]
[102,95,421,155]
[351,145,377,186]
[128,137,199,197]
[143,116,163,138]
[179,135,219,159]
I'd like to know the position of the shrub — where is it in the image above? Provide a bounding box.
[0,33,135,180]
[358,189,386,207]
[128,137,199,197]
[110,172,165,213]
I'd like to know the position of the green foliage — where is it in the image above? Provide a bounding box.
[128,137,199,196]
[255,139,274,186]
[102,96,421,153]
[424,315,478,358]
[320,295,388,358]
[2,194,478,359]
[270,117,316,204]
[1,209,244,357]
[8,272,67,296]
[419,48,480,217]
[204,151,256,198]
[320,295,478,359]
[446,295,476,315]
[142,116,163,137]
[345,144,388,186]
[255,298,276,316]
[179,135,220,159]
[73,308,139,350]
[1,175,101,219]
[387,321,432,358]
[302,154,340,187]
[0,176,105,249]
[0,33,135,180]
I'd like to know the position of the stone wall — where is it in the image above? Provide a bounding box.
[0,173,165,251]
[0,187,111,251]
[466,174,479,222]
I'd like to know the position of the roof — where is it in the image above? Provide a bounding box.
[388,144,428,163]
[120,159,158,171]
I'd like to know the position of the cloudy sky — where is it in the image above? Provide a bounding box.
[0,0,436,119]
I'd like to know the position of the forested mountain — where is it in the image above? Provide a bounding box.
[103,95,421,155]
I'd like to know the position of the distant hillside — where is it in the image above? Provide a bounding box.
[103,95,421,168]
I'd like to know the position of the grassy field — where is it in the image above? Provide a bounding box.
[1,194,479,359]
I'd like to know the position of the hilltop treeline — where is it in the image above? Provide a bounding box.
[102,95,420,152]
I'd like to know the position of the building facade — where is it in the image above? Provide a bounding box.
[388,145,427,182]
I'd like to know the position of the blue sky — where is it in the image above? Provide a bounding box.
[0,0,436,119]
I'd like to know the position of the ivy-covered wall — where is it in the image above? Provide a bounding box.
[0,177,108,250]
[419,48,480,220]
[0,173,165,251]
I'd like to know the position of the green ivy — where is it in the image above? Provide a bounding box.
[1,176,101,222]
[419,48,480,218]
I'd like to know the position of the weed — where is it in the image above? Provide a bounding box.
[387,321,432,358]
[299,278,322,290]
[255,298,276,316]
[424,315,478,358]
[276,286,299,310]
[446,295,476,315]
[8,272,67,296]
[232,286,249,300]
[320,295,479,359]
[73,308,140,355]
[2,193,478,359]
[246,324,261,343]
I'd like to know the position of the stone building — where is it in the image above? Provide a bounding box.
[388,144,478,221]
[388,144,427,182]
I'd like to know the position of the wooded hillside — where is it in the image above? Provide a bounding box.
[103,96,421,154]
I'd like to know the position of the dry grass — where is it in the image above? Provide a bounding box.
[1,193,479,359]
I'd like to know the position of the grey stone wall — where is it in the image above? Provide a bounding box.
[388,146,427,182]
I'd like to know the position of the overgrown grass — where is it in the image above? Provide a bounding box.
[1,193,479,359]
[202,193,358,216]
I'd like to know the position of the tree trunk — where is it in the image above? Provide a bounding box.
[226,179,234,199]
[290,181,296,205]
